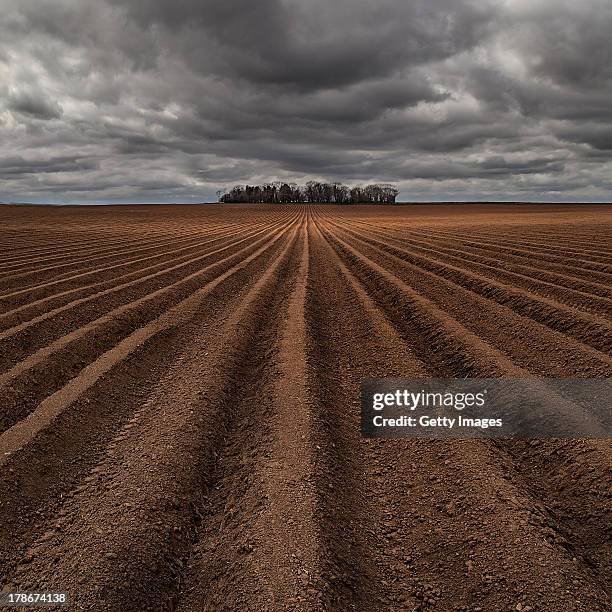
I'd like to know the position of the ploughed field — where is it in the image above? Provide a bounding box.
[0,203,610,611]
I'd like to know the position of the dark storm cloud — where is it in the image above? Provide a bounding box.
[6,89,62,120]
[557,125,612,152]
[0,155,97,177]
[112,0,497,89]
[0,0,611,203]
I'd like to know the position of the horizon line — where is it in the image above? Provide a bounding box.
[2,200,612,207]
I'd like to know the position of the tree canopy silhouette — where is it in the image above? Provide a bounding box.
[218,181,399,204]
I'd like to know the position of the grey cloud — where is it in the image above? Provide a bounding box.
[6,89,62,120]
[0,0,610,203]
[512,2,612,89]
[111,0,498,90]
[0,155,97,177]
[556,125,612,151]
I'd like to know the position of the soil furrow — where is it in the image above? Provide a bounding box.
[328,218,612,355]
[177,214,329,610]
[322,220,612,377]
[0,219,280,323]
[0,214,299,585]
[0,216,298,433]
[421,229,612,270]
[0,217,284,303]
[2,214,304,610]
[406,227,612,277]
[0,230,215,277]
[313,210,612,603]
[310,212,611,610]
[0,203,609,612]
[0,220,288,366]
[343,218,612,301]
[0,232,218,287]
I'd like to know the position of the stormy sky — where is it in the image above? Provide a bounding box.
[1,0,611,203]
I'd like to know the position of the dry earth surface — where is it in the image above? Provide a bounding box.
[0,203,610,611]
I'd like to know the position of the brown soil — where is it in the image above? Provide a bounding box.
[0,203,610,611]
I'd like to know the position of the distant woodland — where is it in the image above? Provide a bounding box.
[217,181,399,204]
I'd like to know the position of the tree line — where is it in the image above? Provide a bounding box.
[217,181,400,204]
